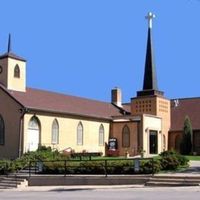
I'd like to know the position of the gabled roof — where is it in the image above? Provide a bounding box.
[170,97,200,131]
[8,87,129,120]
[122,103,131,113]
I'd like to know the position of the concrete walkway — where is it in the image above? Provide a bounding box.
[184,161,200,174]
[149,161,200,178]
[156,161,200,176]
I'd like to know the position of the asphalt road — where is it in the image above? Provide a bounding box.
[0,186,200,200]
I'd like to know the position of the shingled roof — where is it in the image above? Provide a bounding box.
[8,87,129,120]
[0,52,26,62]
[171,98,200,131]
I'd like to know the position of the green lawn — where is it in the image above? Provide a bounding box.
[92,155,200,161]
[69,156,127,161]
[90,156,126,160]
[185,155,200,161]
[74,155,200,161]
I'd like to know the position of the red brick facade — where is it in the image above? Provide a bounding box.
[111,122,139,156]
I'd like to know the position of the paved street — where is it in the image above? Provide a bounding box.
[0,186,200,200]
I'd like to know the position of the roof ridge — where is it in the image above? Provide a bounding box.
[171,97,200,101]
[26,87,111,105]
[122,102,131,105]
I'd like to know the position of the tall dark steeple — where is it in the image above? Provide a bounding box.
[7,33,11,53]
[0,34,26,62]
[137,12,163,97]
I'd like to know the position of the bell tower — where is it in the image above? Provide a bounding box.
[131,12,171,151]
[0,34,26,92]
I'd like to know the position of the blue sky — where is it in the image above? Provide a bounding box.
[1,0,200,102]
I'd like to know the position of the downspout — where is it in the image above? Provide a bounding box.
[18,107,28,158]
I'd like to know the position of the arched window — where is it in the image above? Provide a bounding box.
[77,122,83,145]
[14,64,20,78]
[99,124,104,146]
[28,116,40,130]
[0,115,5,145]
[52,119,59,145]
[122,125,130,148]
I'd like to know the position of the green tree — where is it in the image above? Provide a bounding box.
[180,116,192,155]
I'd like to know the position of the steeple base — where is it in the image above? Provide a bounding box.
[137,89,164,97]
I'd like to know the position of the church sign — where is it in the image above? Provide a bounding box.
[108,138,118,150]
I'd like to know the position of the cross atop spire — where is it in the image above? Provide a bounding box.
[7,33,11,53]
[145,12,155,29]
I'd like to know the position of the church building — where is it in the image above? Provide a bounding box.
[0,12,199,159]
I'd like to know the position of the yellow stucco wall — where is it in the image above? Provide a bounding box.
[131,97,157,116]
[156,96,171,151]
[23,113,110,155]
[7,58,26,92]
[131,95,171,153]
[142,114,162,156]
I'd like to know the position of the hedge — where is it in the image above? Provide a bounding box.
[0,148,189,175]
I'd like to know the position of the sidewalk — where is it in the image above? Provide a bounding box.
[183,161,200,174]
[1,184,145,192]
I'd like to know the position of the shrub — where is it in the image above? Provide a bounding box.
[0,146,71,175]
[41,159,135,175]
[159,150,189,170]
[177,154,189,166]
[20,146,67,163]
[160,154,180,170]
[42,161,65,174]
[78,161,105,174]
[0,160,13,174]
[37,145,52,152]
[140,159,161,174]
[107,160,133,174]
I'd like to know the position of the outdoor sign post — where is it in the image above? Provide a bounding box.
[134,159,140,173]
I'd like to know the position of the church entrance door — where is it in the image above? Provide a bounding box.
[149,130,158,154]
[27,117,40,152]
[27,129,39,151]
